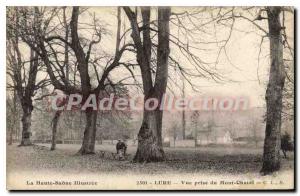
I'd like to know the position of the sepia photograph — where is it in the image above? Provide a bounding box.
[5,4,295,191]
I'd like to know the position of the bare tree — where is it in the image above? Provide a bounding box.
[260,7,286,175]
[7,45,39,146]
[7,8,50,146]
[50,97,67,150]
[124,7,171,162]
[210,6,293,174]
[123,7,228,161]
[16,7,135,154]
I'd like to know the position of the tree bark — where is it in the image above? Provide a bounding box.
[78,110,98,154]
[261,7,285,175]
[19,106,33,146]
[89,110,98,152]
[50,111,62,150]
[134,109,165,162]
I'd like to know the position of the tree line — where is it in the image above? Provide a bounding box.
[6,6,294,175]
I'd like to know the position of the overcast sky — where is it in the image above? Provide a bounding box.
[9,7,294,108]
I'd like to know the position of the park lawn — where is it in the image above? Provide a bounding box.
[7,143,294,176]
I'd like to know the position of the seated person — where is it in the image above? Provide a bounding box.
[116,139,127,160]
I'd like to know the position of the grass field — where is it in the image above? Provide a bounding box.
[7,143,295,190]
[7,143,294,176]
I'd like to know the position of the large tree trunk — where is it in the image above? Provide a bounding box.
[88,110,97,152]
[260,7,285,175]
[50,111,62,150]
[78,110,97,154]
[19,107,33,146]
[50,99,67,150]
[8,90,17,145]
[132,7,170,162]
[134,109,165,162]
[18,48,38,147]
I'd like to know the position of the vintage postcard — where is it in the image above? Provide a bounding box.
[6,6,294,190]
